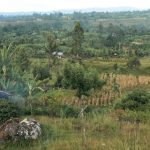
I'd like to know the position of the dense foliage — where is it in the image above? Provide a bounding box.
[127,56,141,69]
[115,89,150,111]
[0,100,20,124]
[62,62,105,98]
[0,10,150,150]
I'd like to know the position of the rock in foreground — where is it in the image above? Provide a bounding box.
[0,118,41,141]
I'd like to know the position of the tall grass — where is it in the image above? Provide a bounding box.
[1,112,150,150]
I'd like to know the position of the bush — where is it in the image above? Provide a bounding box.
[24,91,63,117]
[25,99,79,118]
[32,65,50,80]
[62,62,105,98]
[60,105,79,118]
[127,56,141,69]
[115,110,150,123]
[115,89,150,111]
[124,111,150,123]
[54,74,63,88]
[113,63,118,71]
[0,100,20,124]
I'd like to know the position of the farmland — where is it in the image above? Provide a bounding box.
[0,9,150,150]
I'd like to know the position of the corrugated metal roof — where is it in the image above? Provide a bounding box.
[0,91,10,99]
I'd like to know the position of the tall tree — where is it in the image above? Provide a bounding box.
[45,32,58,76]
[14,46,30,72]
[98,23,104,38]
[72,22,84,57]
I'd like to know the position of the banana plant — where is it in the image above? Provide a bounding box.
[0,43,16,80]
[23,73,44,115]
[0,44,26,96]
[0,43,15,66]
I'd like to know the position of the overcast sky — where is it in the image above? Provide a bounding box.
[0,0,150,12]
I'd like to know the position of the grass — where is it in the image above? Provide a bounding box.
[1,57,148,149]
[30,56,150,76]
[30,56,150,107]
[1,111,150,150]
[84,57,150,75]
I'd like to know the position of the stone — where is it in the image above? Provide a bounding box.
[18,118,41,140]
[0,118,41,141]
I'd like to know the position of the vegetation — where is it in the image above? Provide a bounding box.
[0,100,20,124]
[127,56,141,69]
[0,10,150,149]
[62,62,105,98]
[72,22,84,57]
[116,89,150,111]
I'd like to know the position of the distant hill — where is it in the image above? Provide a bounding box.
[0,7,148,16]
[60,7,141,13]
[0,12,33,16]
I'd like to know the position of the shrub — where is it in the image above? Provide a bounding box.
[115,89,150,111]
[113,63,118,71]
[0,100,19,124]
[60,105,79,118]
[32,65,50,80]
[126,111,150,123]
[24,91,63,117]
[116,110,150,123]
[127,56,141,69]
[54,74,63,88]
[62,62,105,98]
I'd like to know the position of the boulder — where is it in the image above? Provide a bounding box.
[0,118,20,141]
[18,118,41,140]
[0,118,41,141]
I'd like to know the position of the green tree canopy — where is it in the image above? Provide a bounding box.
[72,22,84,57]
[45,32,59,76]
[14,46,30,72]
[115,89,150,111]
[62,62,105,98]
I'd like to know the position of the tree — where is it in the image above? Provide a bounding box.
[45,32,58,76]
[105,33,118,48]
[23,73,44,115]
[98,23,104,35]
[14,46,30,72]
[97,23,104,41]
[32,64,50,80]
[105,24,125,54]
[0,43,14,77]
[62,62,105,98]
[72,22,84,57]
[0,44,27,96]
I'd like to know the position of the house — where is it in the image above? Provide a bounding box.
[52,51,57,56]
[52,51,64,59]
[57,52,64,58]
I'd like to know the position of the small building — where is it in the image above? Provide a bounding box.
[52,51,64,59]
[52,51,56,55]
[57,52,64,58]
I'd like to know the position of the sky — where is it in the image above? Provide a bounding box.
[0,0,150,12]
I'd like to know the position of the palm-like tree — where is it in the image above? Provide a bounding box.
[0,43,15,68]
[0,43,17,92]
[23,73,44,115]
